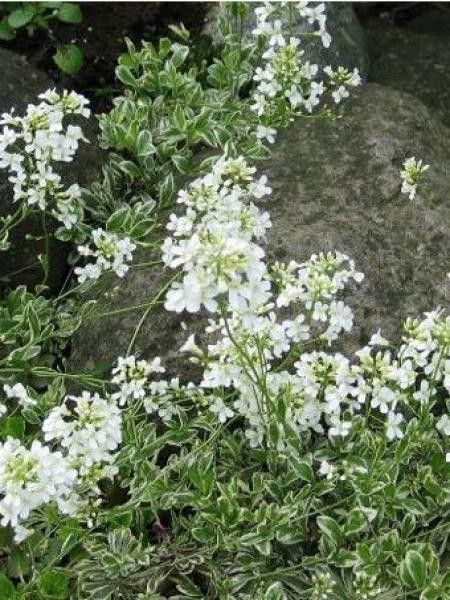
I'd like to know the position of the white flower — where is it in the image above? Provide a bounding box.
[111,355,165,406]
[320,28,332,48]
[371,385,396,414]
[250,93,267,116]
[256,125,277,144]
[286,84,303,108]
[305,2,326,25]
[332,85,349,104]
[413,379,433,405]
[328,416,351,438]
[437,414,450,436]
[0,90,89,224]
[249,175,272,199]
[180,334,203,362]
[3,383,36,409]
[369,330,390,347]
[268,20,285,47]
[318,460,335,479]
[386,411,404,440]
[304,81,325,112]
[209,396,234,423]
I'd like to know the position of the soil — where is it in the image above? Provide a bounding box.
[0,2,211,113]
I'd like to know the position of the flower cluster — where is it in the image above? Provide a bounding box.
[42,391,122,476]
[163,156,272,314]
[111,355,200,423]
[0,89,89,231]
[400,156,429,200]
[310,570,336,600]
[163,156,367,446]
[250,2,361,133]
[352,571,382,598]
[0,438,77,542]
[323,65,361,103]
[112,355,165,405]
[74,228,136,283]
[272,252,363,343]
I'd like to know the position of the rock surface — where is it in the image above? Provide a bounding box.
[0,48,104,293]
[263,83,450,353]
[68,245,209,382]
[69,83,450,377]
[369,26,450,126]
[405,7,450,37]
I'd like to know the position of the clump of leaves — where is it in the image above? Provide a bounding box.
[0,285,83,368]
[0,2,84,74]
[99,5,266,211]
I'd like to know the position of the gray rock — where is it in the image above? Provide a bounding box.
[263,83,450,354]
[405,8,450,37]
[369,26,450,126]
[204,2,369,73]
[69,83,450,378]
[0,48,103,293]
[68,244,209,382]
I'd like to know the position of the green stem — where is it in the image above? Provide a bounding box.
[126,272,180,356]
[40,211,50,286]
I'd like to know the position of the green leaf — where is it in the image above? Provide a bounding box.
[332,549,358,568]
[345,508,367,536]
[400,550,428,590]
[264,582,287,600]
[173,105,186,131]
[401,514,417,538]
[159,173,175,207]
[317,515,342,546]
[53,44,83,74]
[26,302,41,341]
[171,44,189,68]
[8,6,36,29]
[116,65,136,88]
[57,3,82,23]
[171,153,190,174]
[117,160,141,180]
[7,546,31,579]
[136,130,156,158]
[292,459,313,482]
[191,526,215,543]
[254,539,271,556]
[0,574,15,600]
[0,18,16,40]
[174,575,202,598]
[421,585,443,600]
[106,206,131,233]
[1,417,25,440]
[129,218,154,240]
[168,23,190,42]
[37,569,69,600]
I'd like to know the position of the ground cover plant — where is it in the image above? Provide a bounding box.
[0,2,449,599]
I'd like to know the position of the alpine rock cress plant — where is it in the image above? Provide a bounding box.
[0,3,449,599]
